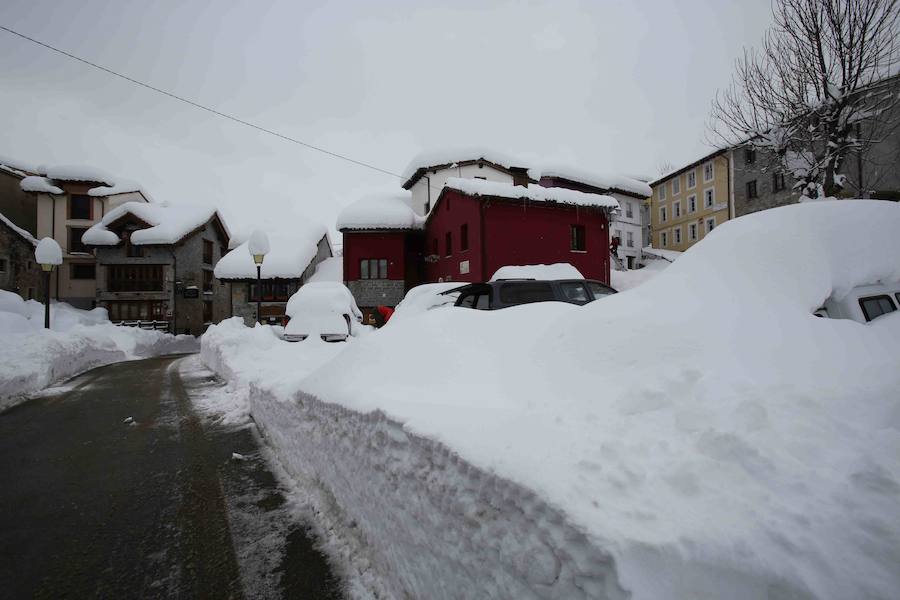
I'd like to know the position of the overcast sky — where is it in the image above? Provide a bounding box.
[0,0,774,243]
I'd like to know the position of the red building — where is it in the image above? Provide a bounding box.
[337,178,618,313]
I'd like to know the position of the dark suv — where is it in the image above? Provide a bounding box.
[451,279,617,310]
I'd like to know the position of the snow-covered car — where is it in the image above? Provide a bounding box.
[282,282,363,342]
[389,282,464,323]
[451,279,616,310]
[814,280,900,322]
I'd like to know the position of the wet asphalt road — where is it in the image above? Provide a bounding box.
[0,355,344,599]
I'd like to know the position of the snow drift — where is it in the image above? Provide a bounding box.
[205,201,900,599]
[0,292,197,410]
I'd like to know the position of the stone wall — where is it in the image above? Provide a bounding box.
[0,224,42,300]
[0,171,36,236]
[732,147,797,217]
[347,279,406,308]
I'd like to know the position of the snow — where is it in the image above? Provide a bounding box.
[610,260,670,291]
[82,201,225,246]
[0,211,37,245]
[445,177,620,211]
[389,282,462,323]
[44,164,116,186]
[0,154,39,175]
[215,226,326,280]
[641,245,682,262]
[34,237,62,265]
[201,200,900,599]
[336,192,425,231]
[247,229,271,257]
[86,179,143,196]
[306,256,343,283]
[491,263,584,281]
[19,176,63,195]
[284,282,363,336]
[534,165,653,197]
[0,291,197,410]
[401,147,529,183]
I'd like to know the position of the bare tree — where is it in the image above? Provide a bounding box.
[710,0,900,198]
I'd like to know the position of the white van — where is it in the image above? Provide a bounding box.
[814,281,900,323]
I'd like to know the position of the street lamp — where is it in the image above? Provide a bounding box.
[248,230,270,325]
[34,237,62,329]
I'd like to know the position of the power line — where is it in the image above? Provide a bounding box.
[0,24,404,180]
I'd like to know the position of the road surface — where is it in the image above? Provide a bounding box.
[0,354,344,599]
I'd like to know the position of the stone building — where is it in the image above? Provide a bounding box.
[215,228,333,326]
[0,211,42,300]
[83,201,231,335]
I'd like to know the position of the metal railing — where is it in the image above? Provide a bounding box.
[113,320,170,331]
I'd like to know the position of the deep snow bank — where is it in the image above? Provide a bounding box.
[1,292,197,409]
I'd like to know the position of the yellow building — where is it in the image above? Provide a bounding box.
[649,149,732,252]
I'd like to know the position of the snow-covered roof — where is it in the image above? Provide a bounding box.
[214,225,328,280]
[83,201,227,246]
[401,148,530,187]
[44,164,116,186]
[641,245,682,262]
[307,256,343,283]
[534,165,652,198]
[20,176,63,195]
[0,155,39,177]
[444,178,620,211]
[651,147,729,185]
[490,263,584,281]
[0,211,37,246]
[86,179,143,197]
[337,193,425,231]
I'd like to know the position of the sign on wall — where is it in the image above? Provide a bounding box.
[459,260,470,275]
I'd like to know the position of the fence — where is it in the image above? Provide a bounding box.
[113,320,170,331]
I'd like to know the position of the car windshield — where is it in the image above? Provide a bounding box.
[559,282,590,304]
[587,281,615,299]
[498,282,555,305]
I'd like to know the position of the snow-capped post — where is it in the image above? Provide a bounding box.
[248,230,270,324]
[34,237,63,329]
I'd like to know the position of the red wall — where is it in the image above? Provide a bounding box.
[423,190,611,284]
[425,190,485,283]
[342,232,407,281]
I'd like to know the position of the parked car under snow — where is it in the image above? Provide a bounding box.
[814,280,900,323]
[282,282,363,342]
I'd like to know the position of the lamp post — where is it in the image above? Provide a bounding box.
[35,238,62,329]
[248,230,270,325]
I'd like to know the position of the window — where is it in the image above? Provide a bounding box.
[570,225,586,251]
[704,188,715,208]
[626,202,633,218]
[107,301,166,322]
[460,224,469,252]
[203,301,213,323]
[689,223,698,241]
[249,281,292,302]
[745,147,756,164]
[674,227,682,244]
[499,282,555,305]
[671,178,680,195]
[659,185,666,201]
[703,161,714,182]
[673,201,681,218]
[69,227,90,254]
[445,231,453,256]
[773,172,786,192]
[746,180,758,199]
[687,170,696,189]
[559,282,590,304]
[688,195,697,213]
[71,263,96,279]
[660,231,668,248]
[360,258,388,280]
[626,231,634,247]
[203,269,213,293]
[203,240,213,264]
[858,295,896,322]
[614,229,622,242]
[69,195,92,220]
[0,258,6,272]
[587,281,615,299]
[659,206,667,223]
[705,217,716,234]
[107,264,164,292]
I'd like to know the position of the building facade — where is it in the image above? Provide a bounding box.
[85,203,231,335]
[0,212,42,300]
[650,150,731,252]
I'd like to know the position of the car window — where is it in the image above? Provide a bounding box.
[474,293,491,309]
[587,281,615,299]
[458,293,476,308]
[498,282,555,305]
[559,282,590,304]
[858,295,897,322]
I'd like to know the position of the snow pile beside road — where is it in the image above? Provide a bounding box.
[0,292,197,410]
[297,201,900,599]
